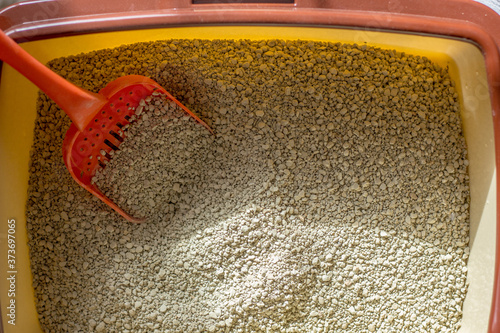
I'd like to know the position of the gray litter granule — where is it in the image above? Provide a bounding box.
[27,39,469,333]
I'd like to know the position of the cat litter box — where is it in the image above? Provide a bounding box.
[0,0,499,332]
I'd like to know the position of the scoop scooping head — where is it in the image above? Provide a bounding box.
[62,75,212,223]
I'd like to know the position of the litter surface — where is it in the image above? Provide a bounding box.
[27,39,469,333]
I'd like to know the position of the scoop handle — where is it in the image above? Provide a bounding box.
[0,29,106,131]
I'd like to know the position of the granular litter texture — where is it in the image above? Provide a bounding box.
[27,39,470,333]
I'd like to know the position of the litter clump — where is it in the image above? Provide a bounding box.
[27,39,469,333]
[91,95,213,222]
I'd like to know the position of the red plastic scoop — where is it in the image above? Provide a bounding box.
[0,29,212,223]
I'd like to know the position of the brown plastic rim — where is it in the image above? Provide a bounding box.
[1,0,500,331]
